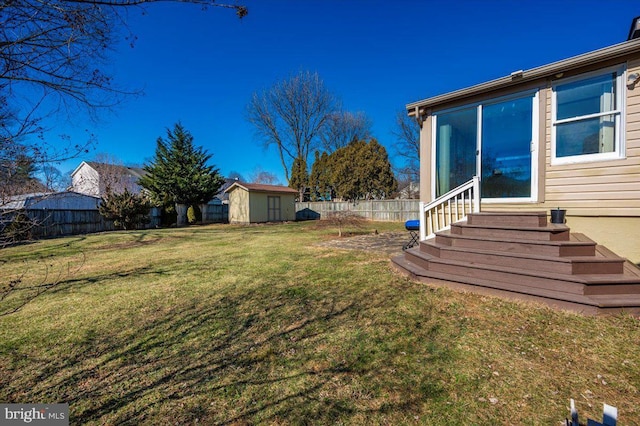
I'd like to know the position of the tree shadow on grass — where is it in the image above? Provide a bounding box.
[1,262,171,317]
[1,284,453,425]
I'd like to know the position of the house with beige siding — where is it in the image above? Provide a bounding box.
[225,182,298,224]
[393,21,640,314]
[407,32,640,263]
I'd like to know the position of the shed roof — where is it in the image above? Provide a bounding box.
[407,37,640,114]
[1,191,101,210]
[225,182,298,194]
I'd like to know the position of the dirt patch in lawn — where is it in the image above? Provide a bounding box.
[315,232,409,256]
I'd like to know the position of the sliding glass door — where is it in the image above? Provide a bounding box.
[481,95,533,198]
[434,107,477,197]
[433,92,536,201]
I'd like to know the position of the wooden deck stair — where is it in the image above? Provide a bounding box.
[392,211,640,315]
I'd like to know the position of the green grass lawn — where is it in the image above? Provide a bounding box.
[1,221,639,425]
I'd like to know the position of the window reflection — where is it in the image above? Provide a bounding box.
[481,97,533,198]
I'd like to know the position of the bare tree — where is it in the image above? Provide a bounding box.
[1,253,86,316]
[1,0,246,201]
[394,166,420,199]
[93,153,143,195]
[246,70,338,183]
[41,165,69,192]
[392,110,421,181]
[249,168,281,186]
[319,110,372,153]
[1,0,247,120]
[322,211,366,237]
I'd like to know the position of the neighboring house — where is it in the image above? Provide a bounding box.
[225,182,298,224]
[71,161,146,197]
[213,178,241,204]
[396,181,420,199]
[405,23,640,263]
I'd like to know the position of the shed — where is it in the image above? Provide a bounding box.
[70,161,146,197]
[225,182,298,224]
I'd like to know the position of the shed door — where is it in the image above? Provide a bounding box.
[268,196,281,221]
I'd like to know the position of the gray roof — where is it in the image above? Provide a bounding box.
[1,192,101,210]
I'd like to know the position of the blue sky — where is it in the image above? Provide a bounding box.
[50,0,640,183]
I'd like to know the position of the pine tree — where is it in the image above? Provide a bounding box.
[309,151,333,201]
[139,123,224,225]
[360,139,397,199]
[289,155,309,201]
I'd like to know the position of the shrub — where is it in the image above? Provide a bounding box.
[187,204,202,225]
[323,211,366,237]
[1,211,34,244]
[99,189,151,230]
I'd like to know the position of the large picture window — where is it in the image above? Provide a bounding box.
[552,66,624,164]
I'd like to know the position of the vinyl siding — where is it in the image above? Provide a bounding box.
[71,164,100,197]
[423,59,640,218]
[536,59,640,216]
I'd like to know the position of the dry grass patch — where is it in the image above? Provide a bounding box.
[1,221,639,425]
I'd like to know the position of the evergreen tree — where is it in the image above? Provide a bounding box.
[309,151,333,201]
[139,123,224,225]
[360,139,397,199]
[328,139,397,201]
[330,142,361,201]
[99,189,151,230]
[0,154,45,200]
[289,155,309,201]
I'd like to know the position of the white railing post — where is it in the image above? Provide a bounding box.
[419,201,426,241]
[472,176,481,212]
[418,176,482,242]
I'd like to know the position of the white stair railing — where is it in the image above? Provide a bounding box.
[419,176,481,241]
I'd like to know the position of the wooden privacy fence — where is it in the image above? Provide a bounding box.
[201,203,229,223]
[3,209,162,238]
[295,200,419,222]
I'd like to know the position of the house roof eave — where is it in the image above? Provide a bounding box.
[70,161,91,177]
[407,38,640,114]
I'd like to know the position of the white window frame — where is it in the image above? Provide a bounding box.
[431,90,539,203]
[551,65,626,165]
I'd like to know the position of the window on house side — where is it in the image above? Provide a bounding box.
[552,67,625,164]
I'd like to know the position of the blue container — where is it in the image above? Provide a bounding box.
[405,220,420,231]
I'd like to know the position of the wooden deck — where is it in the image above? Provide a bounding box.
[391,211,640,315]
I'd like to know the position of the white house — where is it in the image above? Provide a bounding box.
[71,161,146,197]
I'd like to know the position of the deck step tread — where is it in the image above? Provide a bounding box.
[624,261,640,277]
[395,212,640,315]
[452,221,569,233]
[422,241,623,264]
[436,230,596,247]
[392,256,640,308]
[406,248,640,284]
